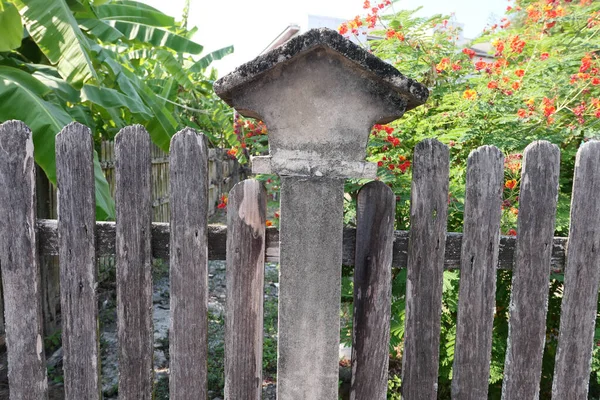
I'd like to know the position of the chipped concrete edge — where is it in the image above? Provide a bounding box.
[214,28,429,111]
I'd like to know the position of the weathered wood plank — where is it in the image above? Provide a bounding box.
[402,139,449,399]
[35,219,568,270]
[552,140,600,399]
[115,125,153,399]
[0,120,49,399]
[502,141,560,400]
[56,123,100,399]
[169,129,209,399]
[277,177,344,399]
[451,146,504,399]
[351,181,395,400]
[225,179,266,399]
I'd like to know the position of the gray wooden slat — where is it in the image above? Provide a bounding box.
[552,140,600,399]
[451,146,504,399]
[225,179,267,399]
[56,123,100,399]
[351,181,395,400]
[501,141,560,400]
[36,219,568,271]
[115,125,153,399]
[277,177,344,399]
[0,120,49,399]
[401,139,449,399]
[169,128,209,399]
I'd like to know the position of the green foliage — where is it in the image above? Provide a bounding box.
[0,0,234,219]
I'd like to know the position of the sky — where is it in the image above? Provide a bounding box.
[142,0,509,76]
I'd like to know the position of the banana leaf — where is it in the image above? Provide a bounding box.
[0,65,115,219]
[12,0,97,85]
[0,2,23,51]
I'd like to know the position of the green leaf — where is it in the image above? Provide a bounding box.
[0,65,115,219]
[12,0,97,85]
[189,45,234,73]
[156,49,193,90]
[78,18,123,42]
[0,2,23,51]
[95,2,175,27]
[111,20,203,54]
[81,84,152,118]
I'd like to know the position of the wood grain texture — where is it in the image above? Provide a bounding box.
[351,181,395,400]
[169,129,209,399]
[402,139,449,399]
[36,220,568,270]
[0,121,49,399]
[552,140,600,399]
[451,146,504,399]
[56,123,100,399]
[225,179,266,400]
[502,141,560,400]
[277,177,344,400]
[115,125,153,399]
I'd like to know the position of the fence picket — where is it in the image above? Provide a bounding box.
[402,139,449,399]
[451,146,504,399]
[115,125,153,399]
[552,140,600,399]
[501,141,560,399]
[351,181,395,400]
[225,179,266,399]
[0,121,48,399]
[169,128,209,399]
[56,123,100,399]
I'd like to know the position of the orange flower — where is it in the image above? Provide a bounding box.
[266,220,273,227]
[338,23,349,35]
[463,89,477,100]
[512,81,521,90]
[462,48,476,59]
[488,81,498,89]
[475,60,487,71]
[505,179,517,190]
[510,207,519,216]
[515,69,525,77]
[517,109,528,118]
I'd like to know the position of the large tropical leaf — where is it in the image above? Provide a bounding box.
[12,0,97,85]
[0,65,115,219]
[81,84,152,118]
[94,47,176,150]
[0,2,23,51]
[189,45,234,73]
[94,2,175,27]
[110,20,203,54]
[156,50,193,90]
[78,18,123,42]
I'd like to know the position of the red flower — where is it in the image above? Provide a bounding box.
[338,23,349,35]
[505,179,517,190]
[540,52,549,60]
[377,161,383,167]
[512,81,521,90]
[462,48,476,59]
[475,60,487,71]
[217,194,228,209]
[517,109,527,118]
[398,161,411,173]
[515,69,525,77]
[488,81,498,89]
[592,77,600,85]
[508,229,517,236]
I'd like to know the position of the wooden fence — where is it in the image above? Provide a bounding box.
[24,135,240,338]
[1,119,600,399]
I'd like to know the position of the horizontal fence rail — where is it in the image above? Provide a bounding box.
[35,219,568,271]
